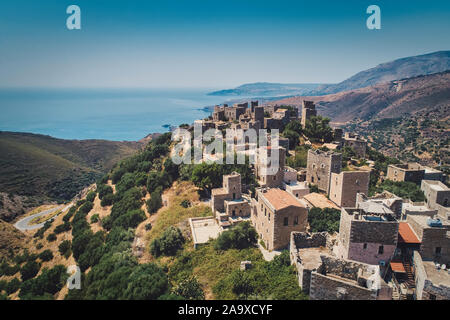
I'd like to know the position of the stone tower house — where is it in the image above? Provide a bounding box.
[306,149,342,194]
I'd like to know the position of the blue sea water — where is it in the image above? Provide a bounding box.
[0,88,236,141]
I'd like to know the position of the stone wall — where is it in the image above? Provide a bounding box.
[291,231,328,249]
[329,171,370,207]
[309,273,376,300]
[306,149,342,194]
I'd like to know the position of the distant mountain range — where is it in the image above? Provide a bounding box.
[209,51,450,97]
[273,70,450,123]
[311,51,450,95]
[207,82,323,97]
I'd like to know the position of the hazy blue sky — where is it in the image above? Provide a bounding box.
[1,0,449,88]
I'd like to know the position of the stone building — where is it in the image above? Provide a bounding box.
[289,233,391,300]
[256,146,286,188]
[283,167,310,199]
[356,192,403,220]
[306,149,342,194]
[413,251,450,300]
[342,132,367,158]
[251,188,308,250]
[301,100,317,128]
[211,172,251,228]
[336,207,399,265]
[406,214,450,265]
[329,171,370,208]
[386,163,425,184]
[421,180,450,213]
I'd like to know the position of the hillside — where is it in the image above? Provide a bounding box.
[311,51,450,95]
[0,132,142,221]
[208,82,322,97]
[274,71,450,123]
[274,71,450,165]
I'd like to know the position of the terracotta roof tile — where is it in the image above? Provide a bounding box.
[262,188,304,211]
[398,222,421,244]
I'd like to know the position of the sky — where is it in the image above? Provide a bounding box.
[0,0,449,88]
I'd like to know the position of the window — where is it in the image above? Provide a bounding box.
[294,216,299,225]
[311,177,315,183]
[268,213,271,221]
[273,176,276,181]
[363,243,367,250]
[378,245,384,254]
[436,247,442,255]
[232,210,236,217]
[264,208,267,216]
[233,193,236,200]
[283,217,288,226]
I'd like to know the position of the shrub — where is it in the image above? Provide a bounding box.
[146,190,163,214]
[308,207,341,233]
[97,184,113,200]
[171,276,205,300]
[39,250,54,262]
[46,233,57,242]
[20,261,41,281]
[58,240,72,258]
[54,222,71,234]
[5,278,21,295]
[90,214,100,224]
[150,227,185,257]
[86,191,96,203]
[180,200,190,208]
[214,222,257,250]
[101,193,114,207]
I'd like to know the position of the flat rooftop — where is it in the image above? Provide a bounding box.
[409,214,450,228]
[190,217,221,246]
[297,247,331,270]
[423,261,450,287]
[303,192,340,210]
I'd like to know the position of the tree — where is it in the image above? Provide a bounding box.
[150,227,185,257]
[229,270,254,299]
[58,240,72,258]
[282,130,300,150]
[304,116,333,142]
[214,222,257,250]
[146,189,163,214]
[20,261,41,281]
[124,264,169,300]
[172,276,205,300]
[191,162,223,193]
[39,250,54,262]
[308,207,341,233]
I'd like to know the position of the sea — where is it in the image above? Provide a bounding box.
[0,88,247,141]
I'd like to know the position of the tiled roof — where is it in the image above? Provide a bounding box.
[390,261,406,273]
[398,222,421,244]
[262,188,304,211]
[303,193,340,210]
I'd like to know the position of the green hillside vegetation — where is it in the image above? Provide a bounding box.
[0,132,140,202]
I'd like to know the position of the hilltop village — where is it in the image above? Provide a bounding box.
[1,100,449,301]
[188,100,450,300]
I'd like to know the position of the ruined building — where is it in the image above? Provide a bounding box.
[342,132,367,158]
[290,232,392,300]
[301,100,317,128]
